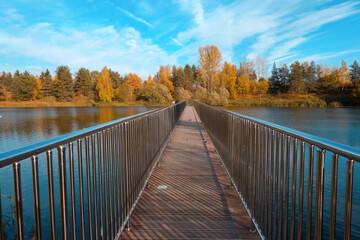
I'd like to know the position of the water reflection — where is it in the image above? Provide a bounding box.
[222,106,360,148]
[0,106,157,153]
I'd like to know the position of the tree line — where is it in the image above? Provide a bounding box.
[1,45,360,105]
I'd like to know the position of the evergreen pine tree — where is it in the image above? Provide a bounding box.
[75,68,92,96]
[12,71,37,101]
[349,60,360,83]
[109,69,124,89]
[40,69,53,97]
[55,65,74,101]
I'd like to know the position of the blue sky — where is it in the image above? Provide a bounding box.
[0,0,359,78]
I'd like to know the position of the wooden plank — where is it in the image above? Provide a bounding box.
[120,106,260,239]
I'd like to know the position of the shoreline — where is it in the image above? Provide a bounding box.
[0,101,168,108]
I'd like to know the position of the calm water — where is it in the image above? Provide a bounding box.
[0,106,157,239]
[221,106,360,239]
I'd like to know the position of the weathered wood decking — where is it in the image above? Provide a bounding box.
[120,106,260,239]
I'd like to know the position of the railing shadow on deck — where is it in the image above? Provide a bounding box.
[194,101,360,240]
[0,102,186,240]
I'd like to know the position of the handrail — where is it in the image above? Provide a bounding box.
[205,103,360,162]
[0,108,158,168]
[194,101,359,240]
[0,101,186,240]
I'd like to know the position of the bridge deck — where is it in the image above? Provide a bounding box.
[120,106,260,239]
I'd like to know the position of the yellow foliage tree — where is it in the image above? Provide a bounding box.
[156,65,174,91]
[198,45,222,91]
[339,60,349,84]
[236,75,250,95]
[146,75,152,87]
[126,72,142,90]
[96,66,114,102]
[33,75,43,100]
[220,62,237,99]
[257,79,270,94]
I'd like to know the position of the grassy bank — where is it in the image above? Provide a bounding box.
[0,100,168,108]
[228,94,343,107]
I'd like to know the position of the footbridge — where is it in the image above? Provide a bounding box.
[0,101,359,240]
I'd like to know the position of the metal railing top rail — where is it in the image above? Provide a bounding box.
[195,101,360,161]
[0,106,165,168]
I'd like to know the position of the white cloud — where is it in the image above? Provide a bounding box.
[296,49,360,63]
[0,24,176,78]
[116,7,152,28]
[172,0,360,66]
[171,38,184,47]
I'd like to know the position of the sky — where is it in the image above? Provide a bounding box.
[0,0,359,79]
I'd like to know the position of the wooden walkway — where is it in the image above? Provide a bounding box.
[120,106,260,239]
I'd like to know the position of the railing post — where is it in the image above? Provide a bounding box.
[13,162,24,240]
[344,159,354,240]
[57,145,69,240]
[31,155,42,240]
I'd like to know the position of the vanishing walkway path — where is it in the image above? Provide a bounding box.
[120,106,260,239]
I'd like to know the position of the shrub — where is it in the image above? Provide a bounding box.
[143,82,173,103]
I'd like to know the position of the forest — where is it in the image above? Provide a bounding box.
[1,45,360,107]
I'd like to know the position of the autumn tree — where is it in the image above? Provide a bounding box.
[257,78,270,95]
[198,45,222,91]
[289,61,305,94]
[174,87,191,101]
[236,75,250,95]
[33,75,43,100]
[125,72,142,99]
[339,60,349,84]
[75,68,92,96]
[220,62,237,99]
[40,69,53,98]
[55,65,74,101]
[96,66,114,102]
[144,82,173,103]
[155,65,174,91]
[183,64,194,91]
[114,82,132,103]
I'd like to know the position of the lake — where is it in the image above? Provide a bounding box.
[0,106,359,239]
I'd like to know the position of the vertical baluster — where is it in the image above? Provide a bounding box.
[13,162,24,240]
[290,139,298,240]
[102,130,109,239]
[114,126,120,235]
[278,134,285,240]
[91,134,99,240]
[111,127,117,237]
[97,132,104,240]
[58,145,69,240]
[46,150,56,239]
[297,141,305,240]
[269,130,275,239]
[265,128,270,239]
[107,129,114,239]
[77,139,85,240]
[283,136,291,240]
[85,137,94,240]
[344,160,354,240]
[68,143,77,240]
[329,154,338,240]
[31,155,42,240]
[306,145,315,240]
[314,149,325,240]
[273,132,280,240]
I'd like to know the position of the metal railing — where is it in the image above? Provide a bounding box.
[194,101,360,240]
[0,102,186,240]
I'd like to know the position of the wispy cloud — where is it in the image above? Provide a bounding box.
[171,38,184,47]
[116,7,152,28]
[173,0,360,65]
[296,49,360,63]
